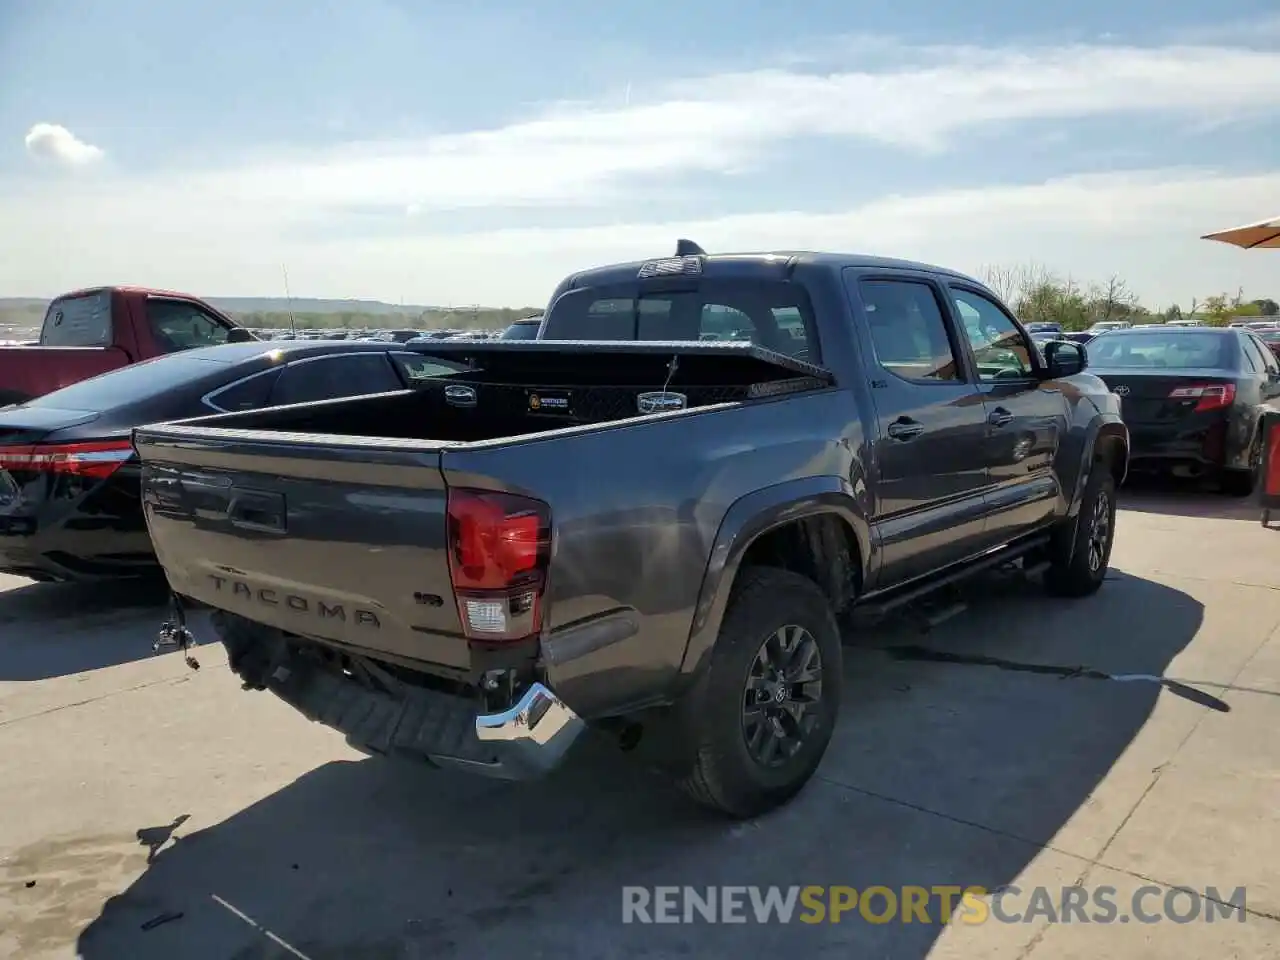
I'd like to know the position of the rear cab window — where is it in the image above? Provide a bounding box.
[40,291,112,347]
[1089,332,1232,369]
[541,278,821,364]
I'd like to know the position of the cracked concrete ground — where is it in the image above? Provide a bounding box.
[0,486,1277,958]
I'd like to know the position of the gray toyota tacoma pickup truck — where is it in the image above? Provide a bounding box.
[135,244,1129,818]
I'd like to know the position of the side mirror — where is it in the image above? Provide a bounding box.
[226,327,257,344]
[1044,339,1087,378]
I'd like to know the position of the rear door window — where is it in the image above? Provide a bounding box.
[857,279,963,383]
[270,353,403,406]
[541,280,821,362]
[41,291,112,347]
[147,299,233,354]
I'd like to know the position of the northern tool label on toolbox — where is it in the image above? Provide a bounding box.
[527,390,573,415]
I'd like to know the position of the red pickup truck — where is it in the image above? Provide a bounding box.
[0,286,257,405]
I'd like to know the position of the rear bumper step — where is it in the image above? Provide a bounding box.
[267,651,584,780]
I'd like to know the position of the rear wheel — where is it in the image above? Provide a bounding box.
[1220,431,1262,497]
[677,567,842,818]
[1045,463,1117,597]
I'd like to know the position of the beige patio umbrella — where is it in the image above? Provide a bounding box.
[1202,216,1280,249]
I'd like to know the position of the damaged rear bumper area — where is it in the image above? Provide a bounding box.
[214,614,585,780]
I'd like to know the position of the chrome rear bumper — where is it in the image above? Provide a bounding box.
[473,682,585,779]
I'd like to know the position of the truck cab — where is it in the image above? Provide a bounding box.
[0,286,254,405]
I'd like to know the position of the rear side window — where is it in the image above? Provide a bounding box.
[1089,333,1231,369]
[1253,336,1280,374]
[205,369,282,411]
[858,279,962,383]
[541,280,820,362]
[270,354,402,406]
[1240,335,1272,374]
[1239,336,1262,372]
[41,291,112,347]
[390,353,466,384]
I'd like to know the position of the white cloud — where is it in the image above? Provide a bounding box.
[34,38,1280,216]
[4,167,1278,309]
[3,35,1280,304]
[23,123,104,167]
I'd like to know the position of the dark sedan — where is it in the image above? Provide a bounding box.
[1087,326,1280,493]
[0,340,462,582]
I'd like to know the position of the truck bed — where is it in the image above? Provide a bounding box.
[135,341,834,689]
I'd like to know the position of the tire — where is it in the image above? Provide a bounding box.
[1045,462,1117,598]
[1220,431,1262,497]
[677,566,842,819]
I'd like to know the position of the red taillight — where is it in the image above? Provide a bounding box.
[1168,383,1236,413]
[0,439,135,479]
[446,487,551,643]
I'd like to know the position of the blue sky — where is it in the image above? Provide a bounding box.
[2,1,1279,307]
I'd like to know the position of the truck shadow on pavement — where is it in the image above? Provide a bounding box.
[0,578,172,681]
[73,571,1204,959]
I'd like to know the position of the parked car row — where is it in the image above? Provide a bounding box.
[264,317,544,345]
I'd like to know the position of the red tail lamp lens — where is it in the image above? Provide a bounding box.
[0,439,135,479]
[446,488,551,642]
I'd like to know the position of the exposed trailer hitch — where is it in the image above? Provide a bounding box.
[153,592,201,671]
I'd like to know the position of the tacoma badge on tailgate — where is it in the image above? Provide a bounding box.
[208,575,381,628]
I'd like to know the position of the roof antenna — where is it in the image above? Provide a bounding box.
[675,238,706,256]
[661,353,679,396]
[281,264,296,336]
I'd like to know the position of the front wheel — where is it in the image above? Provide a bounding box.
[677,566,842,818]
[1045,463,1117,597]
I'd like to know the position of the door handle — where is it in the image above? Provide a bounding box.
[227,490,287,533]
[988,407,1014,427]
[887,418,925,441]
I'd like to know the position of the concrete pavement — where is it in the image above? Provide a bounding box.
[0,490,1277,958]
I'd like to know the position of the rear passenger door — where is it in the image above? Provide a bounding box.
[946,285,1068,545]
[847,274,991,586]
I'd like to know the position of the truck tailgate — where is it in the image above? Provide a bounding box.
[135,425,470,670]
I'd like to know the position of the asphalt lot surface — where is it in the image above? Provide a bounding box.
[1,484,1278,958]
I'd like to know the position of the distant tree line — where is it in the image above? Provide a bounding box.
[982,262,1279,330]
